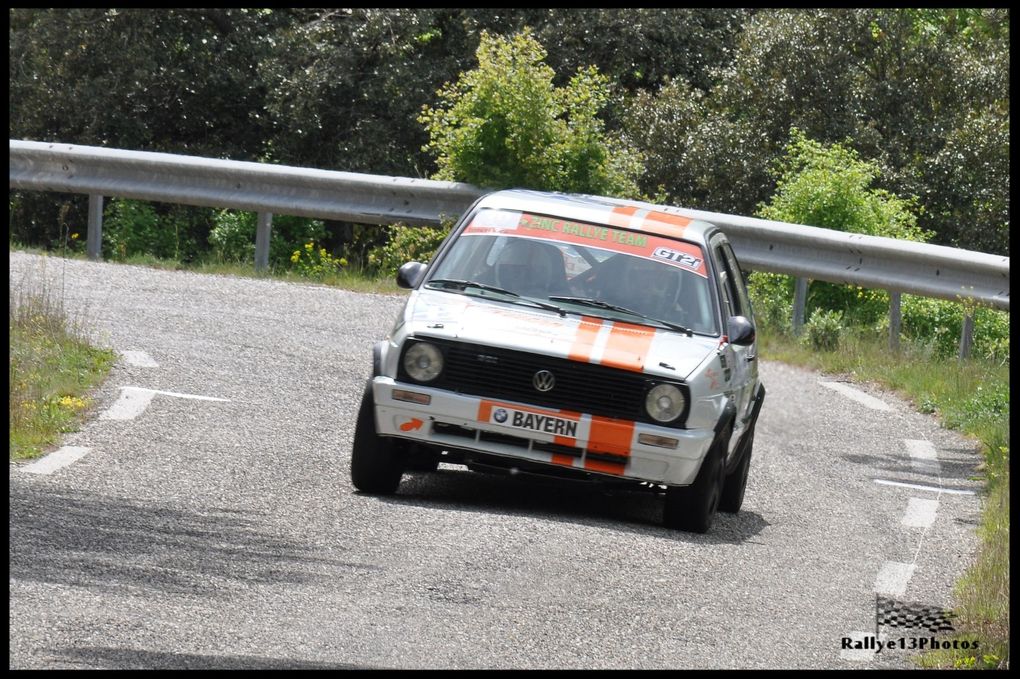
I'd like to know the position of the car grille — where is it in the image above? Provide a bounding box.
[400,337,687,427]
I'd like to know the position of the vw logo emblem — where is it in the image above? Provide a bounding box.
[532,370,556,392]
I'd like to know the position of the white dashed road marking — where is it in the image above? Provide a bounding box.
[819,381,893,411]
[120,350,159,368]
[19,446,90,475]
[874,561,916,596]
[840,631,876,662]
[904,439,941,474]
[901,497,939,528]
[99,386,230,421]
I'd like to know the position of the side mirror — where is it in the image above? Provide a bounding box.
[727,316,756,346]
[396,261,427,289]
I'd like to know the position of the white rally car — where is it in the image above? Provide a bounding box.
[351,190,765,533]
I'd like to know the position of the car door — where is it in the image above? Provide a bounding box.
[709,234,757,453]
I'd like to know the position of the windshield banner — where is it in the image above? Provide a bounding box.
[465,210,708,277]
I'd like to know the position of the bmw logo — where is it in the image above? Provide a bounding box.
[493,408,508,423]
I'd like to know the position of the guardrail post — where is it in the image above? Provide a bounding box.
[958,312,974,360]
[86,194,104,261]
[889,291,901,352]
[255,211,272,272]
[792,277,808,335]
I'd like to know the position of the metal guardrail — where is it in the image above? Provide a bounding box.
[9,140,1010,355]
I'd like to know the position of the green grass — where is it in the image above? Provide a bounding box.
[9,264,116,460]
[760,328,1009,670]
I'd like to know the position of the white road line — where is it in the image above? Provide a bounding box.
[99,387,157,420]
[872,479,976,495]
[874,561,916,596]
[19,446,90,475]
[99,386,230,421]
[120,350,159,368]
[901,497,939,528]
[840,631,876,662]
[904,438,941,475]
[819,381,893,411]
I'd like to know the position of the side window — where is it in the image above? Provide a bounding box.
[720,243,752,320]
[713,241,746,318]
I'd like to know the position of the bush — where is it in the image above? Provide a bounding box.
[802,308,843,351]
[368,222,452,276]
[901,295,1010,364]
[208,210,327,267]
[290,241,348,279]
[102,199,214,263]
[756,129,930,325]
[419,28,642,197]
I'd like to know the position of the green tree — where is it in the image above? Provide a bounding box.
[750,129,929,325]
[625,8,1009,256]
[418,29,642,197]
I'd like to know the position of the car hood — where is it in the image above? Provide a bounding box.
[404,289,720,380]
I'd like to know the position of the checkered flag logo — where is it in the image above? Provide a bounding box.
[876,595,956,634]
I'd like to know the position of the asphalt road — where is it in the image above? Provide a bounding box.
[9,251,985,669]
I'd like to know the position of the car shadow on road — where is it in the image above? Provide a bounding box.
[9,483,381,597]
[369,466,770,545]
[43,646,374,670]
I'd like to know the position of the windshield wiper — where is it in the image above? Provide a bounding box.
[548,296,693,336]
[426,279,565,316]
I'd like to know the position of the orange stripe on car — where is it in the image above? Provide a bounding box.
[550,453,576,467]
[600,321,655,372]
[641,211,690,239]
[587,416,634,457]
[568,315,604,364]
[583,458,627,475]
[608,206,641,229]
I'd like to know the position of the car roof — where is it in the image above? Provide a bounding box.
[472,189,719,245]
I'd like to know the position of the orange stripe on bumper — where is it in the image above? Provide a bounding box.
[588,416,634,457]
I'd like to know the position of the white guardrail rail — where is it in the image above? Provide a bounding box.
[9,140,1009,354]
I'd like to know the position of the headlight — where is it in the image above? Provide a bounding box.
[645,383,685,423]
[403,342,444,383]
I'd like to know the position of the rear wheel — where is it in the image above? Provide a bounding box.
[663,432,727,533]
[350,382,405,494]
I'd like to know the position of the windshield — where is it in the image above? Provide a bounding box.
[427,209,719,336]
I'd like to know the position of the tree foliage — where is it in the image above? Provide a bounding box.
[419,29,641,197]
[8,8,1009,258]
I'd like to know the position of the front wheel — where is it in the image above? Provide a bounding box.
[350,382,405,494]
[663,435,726,534]
[719,424,754,514]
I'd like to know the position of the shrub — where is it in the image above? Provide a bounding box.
[290,241,348,279]
[756,129,930,326]
[802,308,843,351]
[368,222,452,276]
[208,210,326,267]
[900,295,1010,363]
[419,28,642,198]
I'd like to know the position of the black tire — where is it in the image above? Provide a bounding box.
[350,382,405,494]
[719,424,754,514]
[663,433,727,533]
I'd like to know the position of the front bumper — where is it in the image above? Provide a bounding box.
[371,376,715,486]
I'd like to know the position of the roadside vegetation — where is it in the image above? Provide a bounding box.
[8,11,1008,668]
[9,261,116,460]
